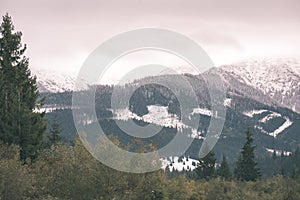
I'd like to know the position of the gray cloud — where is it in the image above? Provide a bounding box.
[1,0,300,71]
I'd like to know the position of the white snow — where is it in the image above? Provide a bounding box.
[191,108,212,116]
[33,106,72,113]
[219,58,300,113]
[255,117,293,138]
[31,68,76,93]
[220,58,300,98]
[143,105,187,129]
[161,156,199,172]
[243,109,269,117]
[114,108,139,121]
[83,119,94,125]
[254,125,269,135]
[259,112,281,123]
[224,98,232,107]
[114,105,188,129]
[188,128,205,140]
[34,107,57,114]
[265,148,292,156]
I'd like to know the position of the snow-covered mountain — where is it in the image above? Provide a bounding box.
[217,58,300,113]
[41,61,300,165]
[31,68,76,93]
[32,58,300,114]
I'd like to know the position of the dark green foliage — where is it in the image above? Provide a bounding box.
[217,155,232,180]
[1,140,300,199]
[150,189,164,200]
[129,84,180,117]
[195,149,216,180]
[0,14,46,162]
[48,114,61,146]
[234,129,261,181]
[40,83,300,167]
[0,142,33,199]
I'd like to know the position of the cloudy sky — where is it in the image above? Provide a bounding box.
[1,0,300,74]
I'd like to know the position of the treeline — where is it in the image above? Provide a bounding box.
[168,129,260,181]
[1,140,300,199]
[169,130,300,181]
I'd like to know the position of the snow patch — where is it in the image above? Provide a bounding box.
[188,128,205,140]
[31,68,76,93]
[254,125,269,135]
[191,108,212,116]
[224,98,232,107]
[259,112,281,123]
[161,156,199,172]
[255,117,293,138]
[219,58,300,113]
[243,109,269,117]
[33,106,72,113]
[114,105,188,129]
[265,148,292,156]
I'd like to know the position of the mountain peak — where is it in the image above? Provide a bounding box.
[30,68,76,93]
[218,58,300,113]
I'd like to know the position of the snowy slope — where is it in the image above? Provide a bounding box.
[243,109,293,138]
[218,58,300,113]
[32,58,300,114]
[31,68,76,93]
[114,105,188,129]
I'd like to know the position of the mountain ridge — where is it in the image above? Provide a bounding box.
[216,58,300,113]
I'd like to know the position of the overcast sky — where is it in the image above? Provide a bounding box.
[1,0,300,74]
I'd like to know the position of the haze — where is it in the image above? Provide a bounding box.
[1,0,300,74]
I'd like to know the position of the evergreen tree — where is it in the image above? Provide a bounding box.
[195,148,216,180]
[48,114,61,146]
[217,155,232,180]
[0,14,46,162]
[234,129,260,181]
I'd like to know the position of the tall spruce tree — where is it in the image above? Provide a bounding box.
[234,129,260,181]
[217,155,232,180]
[0,14,46,162]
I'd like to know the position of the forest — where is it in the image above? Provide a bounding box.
[1,139,300,200]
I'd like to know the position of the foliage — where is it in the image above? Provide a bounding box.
[0,142,34,199]
[217,155,232,180]
[0,140,299,199]
[235,129,261,181]
[47,114,61,146]
[195,148,216,180]
[0,14,46,161]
